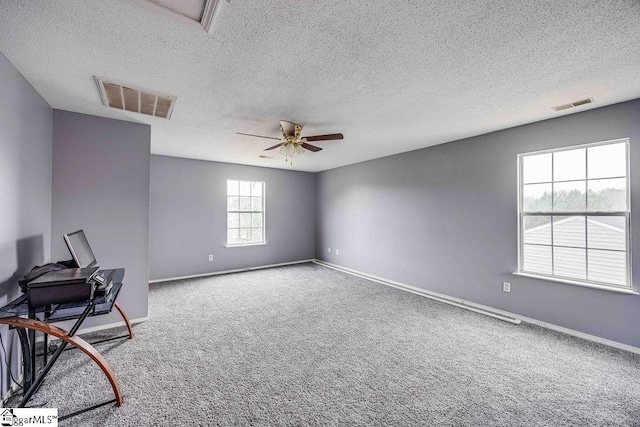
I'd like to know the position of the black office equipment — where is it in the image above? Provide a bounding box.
[63,229,98,268]
[27,267,98,307]
[23,230,104,307]
[63,229,114,292]
[18,262,69,293]
[93,269,114,295]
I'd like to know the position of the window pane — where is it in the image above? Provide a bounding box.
[227,213,239,228]
[588,249,626,286]
[227,196,238,211]
[252,182,263,197]
[227,180,239,196]
[553,247,586,280]
[553,181,586,211]
[553,216,585,248]
[227,180,265,246]
[227,229,239,244]
[587,178,627,212]
[239,197,251,211]
[251,197,263,212]
[554,148,585,181]
[523,216,551,245]
[239,213,252,228]
[522,153,552,184]
[519,140,629,288]
[239,228,250,242]
[523,244,552,275]
[588,143,626,179]
[522,184,552,211]
[239,181,251,196]
[587,216,626,251]
[252,213,263,228]
[250,228,263,243]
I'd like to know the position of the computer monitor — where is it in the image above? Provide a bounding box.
[63,230,98,268]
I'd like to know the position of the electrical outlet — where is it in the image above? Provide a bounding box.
[328,247,331,253]
[336,249,339,255]
[208,254,213,262]
[503,282,511,293]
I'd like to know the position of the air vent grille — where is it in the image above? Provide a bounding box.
[571,98,593,107]
[95,77,177,119]
[552,97,593,112]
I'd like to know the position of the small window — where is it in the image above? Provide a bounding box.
[226,180,265,246]
[518,139,631,290]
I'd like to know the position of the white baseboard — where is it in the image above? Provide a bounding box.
[313,260,640,355]
[314,260,521,324]
[38,316,148,343]
[149,259,315,284]
[507,314,640,355]
[75,316,148,336]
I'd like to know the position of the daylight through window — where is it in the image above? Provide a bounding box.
[227,180,265,246]
[518,138,631,289]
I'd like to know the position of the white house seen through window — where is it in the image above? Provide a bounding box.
[227,180,265,246]
[518,138,631,289]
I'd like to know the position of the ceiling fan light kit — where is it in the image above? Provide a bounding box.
[237,120,344,165]
[279,140,305,164]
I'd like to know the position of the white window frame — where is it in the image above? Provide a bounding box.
[226,179,266,247]
[516,138,634,293]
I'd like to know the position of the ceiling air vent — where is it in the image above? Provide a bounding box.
[552,97,593,112]
[95,77,177,119]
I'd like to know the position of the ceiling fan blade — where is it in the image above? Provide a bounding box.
[264,143,282,151]
[304,133,344,142]
[279,120,297,137]
[237,132,281,141]
[301,142,323,152]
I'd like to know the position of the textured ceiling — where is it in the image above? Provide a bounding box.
[1,0,639,172]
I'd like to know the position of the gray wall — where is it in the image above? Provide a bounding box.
[316,99,640,348]
[0,53,52,397]
[150,155,316,280]
[52,110,150,325]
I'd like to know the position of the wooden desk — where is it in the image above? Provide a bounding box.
[0,268,132,417]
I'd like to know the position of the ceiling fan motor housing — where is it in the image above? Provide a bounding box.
[237,120,343,162]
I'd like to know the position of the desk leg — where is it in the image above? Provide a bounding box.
[114,302,133,339]
[28,308,36,386]
[43,306,50,366]
[15,328,32,391]
[23,304,95,403]
[0,317,123,406]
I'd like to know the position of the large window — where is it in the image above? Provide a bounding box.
[518,138,631,290]
[227,180,265,246]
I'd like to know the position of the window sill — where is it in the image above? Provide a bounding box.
[225,242,267,248]
[513,272,638,295]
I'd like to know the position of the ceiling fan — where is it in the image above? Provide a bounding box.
[237,120,343,163]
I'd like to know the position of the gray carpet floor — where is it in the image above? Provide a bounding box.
[7,263,640,426]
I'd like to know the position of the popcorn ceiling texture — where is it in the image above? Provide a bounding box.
[0,0,639,171]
